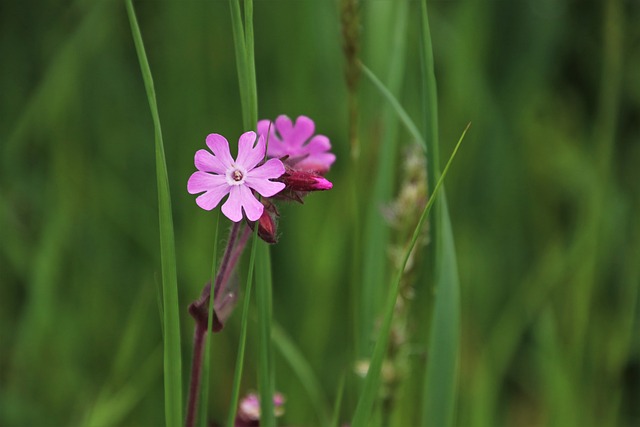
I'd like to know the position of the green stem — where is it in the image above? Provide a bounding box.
[125,2,182,426]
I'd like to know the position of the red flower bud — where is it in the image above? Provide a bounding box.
[281,168,333,192]
[247,201,279,244]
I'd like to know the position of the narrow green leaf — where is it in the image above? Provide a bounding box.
[228,1,273,425]
[125,2,182,426]
[422,197,460,427]
[419,1,461,426]
[243,0,258,127]
[330,374,346,427]
[229,0,250,127]
[255,243,276,427]
[226,226,260,427]
[272,323,331,426]
[360,63,426,150]
[351,125,469,427]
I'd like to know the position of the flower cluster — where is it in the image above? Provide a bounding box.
[188,115,335,243]
[185,116,333,427]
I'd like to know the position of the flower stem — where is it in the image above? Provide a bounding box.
[215,222,242,297]
[185,222,247,427]
[185,322,206,427]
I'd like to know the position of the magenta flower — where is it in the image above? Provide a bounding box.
[257,115,336,173]
[237,392,286,424]
[187,132,285,222]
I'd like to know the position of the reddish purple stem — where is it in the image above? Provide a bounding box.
[185,222,252,427]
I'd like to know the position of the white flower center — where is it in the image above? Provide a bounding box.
[226,165,246,185]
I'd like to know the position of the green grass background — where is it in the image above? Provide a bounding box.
[1,0,639,426]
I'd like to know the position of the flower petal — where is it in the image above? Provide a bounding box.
[221,185,264,222]
[187,171,227,194]
[277,115,315,149]
[236,131,265,170]
[187,171,230,211]
[274,115,294,139]
[195,186,231,211]
[245,176,285,198]
[221,186,244,222]
[205,134,234,169]
[303,135,331,155]
[194,149,226,173]
[298,152,336,172]
[248,158,285,179]
[238,185,264,221]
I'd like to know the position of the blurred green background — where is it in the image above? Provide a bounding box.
[1,0,639,426]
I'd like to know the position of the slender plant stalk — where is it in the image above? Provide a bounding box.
[185,323,207,427]
[226,225,260,427]
[360,63,425,150]
[419,1,461,426]
[198,213,220,427]
[351,124,469,427]
[272,323,331,426]
[186,222,242,427]
[329,374,346,427]
[229,0,275,425]
[255,244,276,427]
[229,0,250,125]
[125,2,182,426]
[244,0,257,125]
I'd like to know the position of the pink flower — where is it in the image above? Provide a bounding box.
[237,392,286,423]
[257,115,336,173]
[187,132,285,222]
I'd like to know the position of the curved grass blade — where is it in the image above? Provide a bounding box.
[360,63,426,150]
[125,2,182,426]
[418,1,461,425]
[272,323,331,426]
[351,125,469,427]
[330,374,346,427]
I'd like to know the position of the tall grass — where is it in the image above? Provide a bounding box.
[125,2,182,426]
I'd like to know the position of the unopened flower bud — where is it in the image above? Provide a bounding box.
[281,168,333,192]
[248,201,279,244]
[257,209,277,244]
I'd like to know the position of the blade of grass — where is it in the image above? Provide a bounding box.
[360,63,425,150]
[229,0,251,128]
[272,323,331,426]
[199,213,220,427]
[421,196,460,427]
[330,374,346,427]
[351,124,469,427]
[418,1,462,426]
[229,1,274,425]
[226,226,260,427]
[82,346,162,427]
[255,243,276,427]
[243,0,258,126]
[125,2,182,426]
